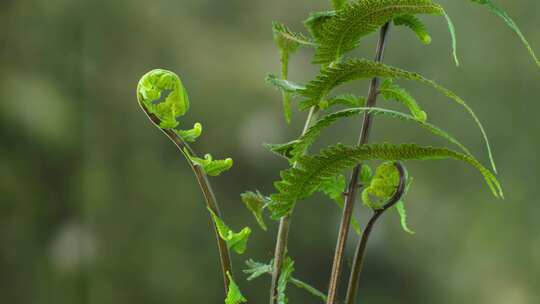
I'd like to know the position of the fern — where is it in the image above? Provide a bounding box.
[244,260,327,302]
[321,94,366,109]
[313,0,444,64]
[471,0,540,68]
[225,272,247,304]
[394,14,431,44]
[187,152,234,176]
[379,78,427,121]
[241,191,269,231]
[137,69,190,129]
[174,122,202,143]
[268,143,502,218]
[286,107,472,163]
[331,0,347,10]
[299,58,497,173]
[277,256,294,304]
[208,208,252,254]
[304,10,337,41]
[443,11,460,66]
[266,74,306,94]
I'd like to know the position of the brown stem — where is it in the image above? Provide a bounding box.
[139,106,233,294]
[269,106,318,304]
[325,22,392,304]
[345,162,407,304]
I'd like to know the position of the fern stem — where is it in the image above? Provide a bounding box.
[140,106,233,294]
[325,22,391,304]
[344,162,406,304]
[270,106,318,304]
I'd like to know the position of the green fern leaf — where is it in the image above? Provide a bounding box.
[266,74,306,94]
[268,143,502,218]
[396,201,414,234]
[273,22,312,122]
[304,10,337,41]
[241,191,269,231]
[322,94,366,109]
[187,153,233,176]
[362,161,403,209]
[394,14,431,44]
[174,122,202,143]
[277,256,294,304]
[207,208,251,254]
[243,260,327,302]
[225,272,247,304]
[299,58,497,173]
[380,78,427,121]
[443,11,460,66]
[313,0,444,64]
[471,0,540,68]
[137,69,190,129]
[264,140,300,161]
[287,107,472,163]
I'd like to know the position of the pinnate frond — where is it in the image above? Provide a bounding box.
[313,0,444,64]
[394,14,431,44]
[268,143,502,218]
[299,58,497,173]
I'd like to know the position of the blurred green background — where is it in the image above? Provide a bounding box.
[1,0,539,303]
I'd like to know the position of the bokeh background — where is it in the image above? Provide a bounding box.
[1,0,539,303]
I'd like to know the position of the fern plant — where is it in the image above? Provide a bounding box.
[136,1,537,304]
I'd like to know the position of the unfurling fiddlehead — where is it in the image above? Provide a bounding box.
[137,69,246,298]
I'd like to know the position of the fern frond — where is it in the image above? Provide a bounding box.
[380,78,427,121]
[137,69,190,129]
[322,94,366,109]
[277,256,294,304]
[396,200,415,234]
[241,191,269,231]
[299,58,497,173]
[208,208,251,255]
[266,74,306,94]
[225,272,247,304]
[268,143,502,218]
[443,11,459,66]
[273,22,317,48]
[287,107,472,163]
[187,152,233,176]
[394,14,431,44]
[304,11,336,41]
[471,0,540,68]
[313,0,444,64]
[174,122,202,143]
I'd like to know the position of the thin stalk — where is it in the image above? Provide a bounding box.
[270,106,318,304]
[140,106,233,294]
[325,22,392,304]
[345,162,406,304]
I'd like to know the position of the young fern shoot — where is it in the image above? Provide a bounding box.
[136,1,538,304]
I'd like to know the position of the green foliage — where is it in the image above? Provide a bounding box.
[396,201,415,234]
[285,107,472,163]
[471,0,540,67]
[243,260,327,302]
[443,11,460,66]
[379,79,427,121]
[316,174,363,235]
[273,22,312,122]
[225,272,247,304]
[268,143,502,218]
[299,58,497,173]
[313,0,444,64]
[362,161,402,209]
[187,153,233,176]
[241,191,269,231]
[322,94,366,109]
[207,208,251,254]
[304,10,336,41]
[137,69,190,129]
[277,257,294,304]
[174,122,202,143]
[266,74,306,94]
[394,14,431,44]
